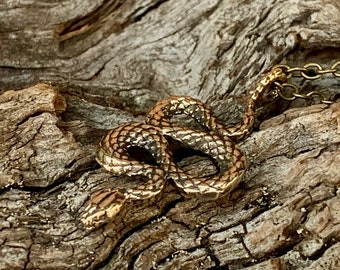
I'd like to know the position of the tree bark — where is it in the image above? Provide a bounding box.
[0,1,339,269]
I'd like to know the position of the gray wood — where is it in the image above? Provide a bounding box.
[0,0,339,269]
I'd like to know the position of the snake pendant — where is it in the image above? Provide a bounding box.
[82,67,286,228]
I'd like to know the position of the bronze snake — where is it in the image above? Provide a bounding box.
[82,67,286,228]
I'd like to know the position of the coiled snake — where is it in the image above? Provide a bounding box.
[82,67,286,228]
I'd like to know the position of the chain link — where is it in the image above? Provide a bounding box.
[270,61,340,104]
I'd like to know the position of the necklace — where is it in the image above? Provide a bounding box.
[82,61,339,229]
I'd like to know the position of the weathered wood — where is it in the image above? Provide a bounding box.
[0,0,339,269]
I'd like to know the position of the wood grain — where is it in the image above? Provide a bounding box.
[0,0,339,269]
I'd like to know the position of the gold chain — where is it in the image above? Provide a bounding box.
[270,61,340,104]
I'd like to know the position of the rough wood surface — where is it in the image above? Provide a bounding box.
[0,0,339,269]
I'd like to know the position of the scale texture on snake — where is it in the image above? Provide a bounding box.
[82,67,286,228]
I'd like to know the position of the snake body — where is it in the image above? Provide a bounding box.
[82,67,286,228]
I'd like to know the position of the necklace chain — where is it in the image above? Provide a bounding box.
[269,61,340,104]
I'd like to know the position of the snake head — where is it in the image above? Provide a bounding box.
[81,189,126,230]
[250,66,288,102]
